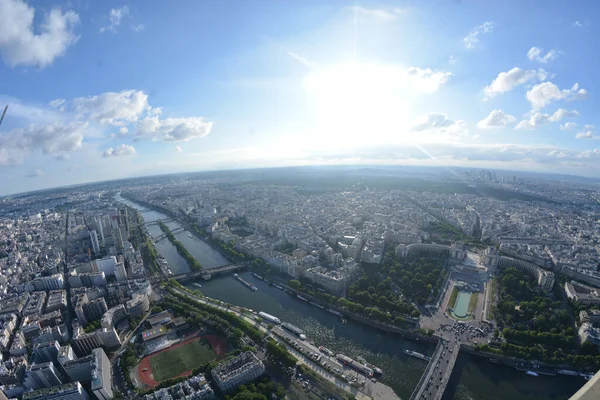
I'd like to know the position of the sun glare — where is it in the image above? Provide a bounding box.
[304,62,413,149]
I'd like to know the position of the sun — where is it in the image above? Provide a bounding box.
[304,62,413,150]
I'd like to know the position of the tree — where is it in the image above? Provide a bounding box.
[289,280,301,289]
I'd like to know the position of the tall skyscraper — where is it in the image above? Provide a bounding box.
[89,230,100,254]
[95,216,105,245]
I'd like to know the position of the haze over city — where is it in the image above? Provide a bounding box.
[2,0,600,195]
[2,2,600,400]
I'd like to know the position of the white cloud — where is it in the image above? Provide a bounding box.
[527,47,558,63]
[477,110,516,129]
[548,108,579,122]
[350,6,405,21]
[0,89,214,165]
[73,90,149,125]
[100,6,129,33]
[49,98,66,112]
[411,113,468,137]
[515,109,579,130]
[463,21,495,49]
[135,116,214,142]
[175,145,182,152]
[100,6,145,34]
[405,67,452,92]
[102,144,136,157]
[0,0,80,68]
[573,20,589,28]
[576,125,598,140]
[483,68,547,98]
[526,82,588,109]
[561,122,577,131]
[0,121,87,165]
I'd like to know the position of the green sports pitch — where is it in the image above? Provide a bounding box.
[149,340,217,381]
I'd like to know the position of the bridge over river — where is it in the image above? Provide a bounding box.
[150,264,246,284]
[152,227,185,241]
[145,218,174,226]
[410,339,460,400]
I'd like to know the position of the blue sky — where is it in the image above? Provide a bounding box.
[0,0,599,194]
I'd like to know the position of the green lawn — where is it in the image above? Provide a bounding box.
[150,340,216,381]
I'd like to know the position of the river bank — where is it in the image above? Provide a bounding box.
[117,194,585,399]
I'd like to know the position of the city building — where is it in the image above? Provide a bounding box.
[33,341,60,365]
[303,263,359,295]
[30,274,64,291]
[565,281,600,305]
[562,266,600,288]
[579,322,600,346]
[101,305,128,330]
[71,327,121,357]
[91,348,112,400]
[0,356,28,385]
[126,293,150,319]
[142,374,214,400]
[115,259,128,282]
[24,362,65,390]
[22,381,89,400]
[93,256,118,277]
[45,291,67,313]
[60,355,93,383]
[89,230,100,254]
[211,351,265,392]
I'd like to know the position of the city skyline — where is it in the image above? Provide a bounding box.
[2,0,600,194]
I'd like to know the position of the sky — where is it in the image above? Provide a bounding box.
[1,0,599,195]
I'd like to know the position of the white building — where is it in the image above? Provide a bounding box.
[93,256,117,277]
[211,351,265,392]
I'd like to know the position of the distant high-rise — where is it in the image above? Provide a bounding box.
[89,230,100,254]
[95,216,105,245]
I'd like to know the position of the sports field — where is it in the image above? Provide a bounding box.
[149,340,216,381]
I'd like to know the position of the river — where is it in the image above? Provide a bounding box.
[118,195,584,400]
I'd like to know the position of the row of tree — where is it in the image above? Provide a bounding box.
[158,221,203,271]
[265,337,298,367]
[165,284,265,343]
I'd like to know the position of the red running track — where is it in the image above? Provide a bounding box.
[137,334,228,388]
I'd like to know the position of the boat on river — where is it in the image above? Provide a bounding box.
[309,301,325,309]
[319,346,334,357]
[365,363,383,377]
[297,295,308,302]
[525,371,539,377]
[557,369,578,376]
[274,284,284,290]
[233,273,257,291]
[258,311,281,325]
[188,233,193,238]
[282,322,307,340]
[193,283,202,289]
[404,349,430,362]
[336,354,374,377]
